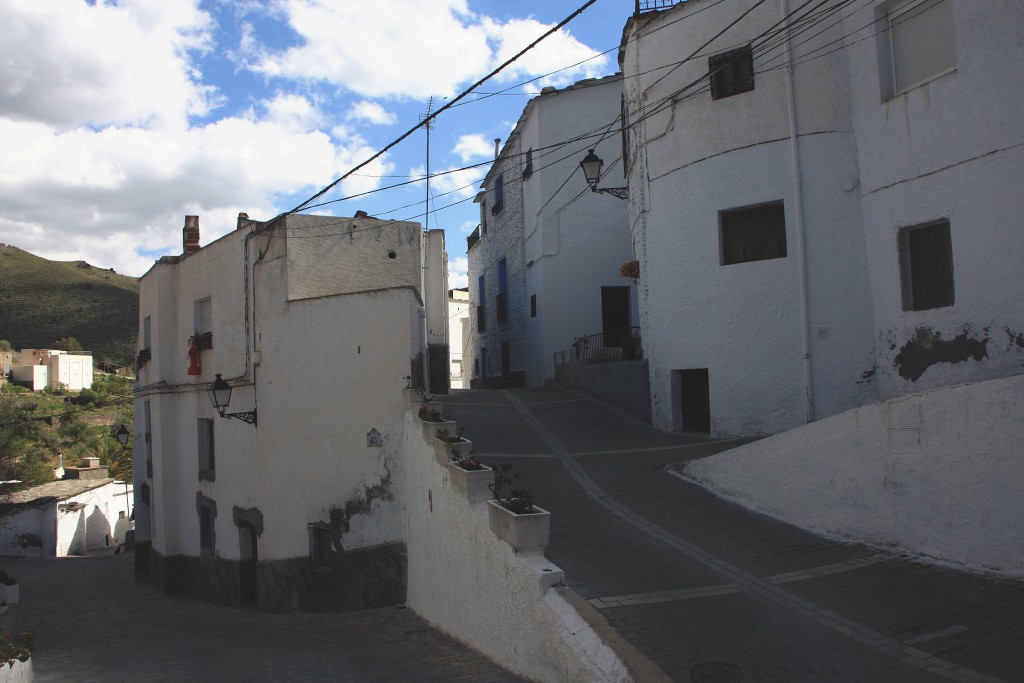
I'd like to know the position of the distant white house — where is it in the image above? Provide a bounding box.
[11,349,94,392]
[0,476,132,557]
[134,212,447,612]
[467,74,634,388]
[448,288,470,389]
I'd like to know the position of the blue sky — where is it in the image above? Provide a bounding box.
[0,0,635,284]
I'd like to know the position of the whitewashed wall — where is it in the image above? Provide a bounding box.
[622,1,875,435]
[56,483,129,556]
[136,213,430,564]
[395,399,629,682]
[448,292,470,389]
[684,373,1024,575]
[520,76,635,386]
[0,506,55,558]
[842,1,1024,399]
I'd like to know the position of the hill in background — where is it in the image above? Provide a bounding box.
[0,244,138,367]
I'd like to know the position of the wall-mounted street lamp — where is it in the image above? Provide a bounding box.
[208,373,257,426]
[116,425,131,448]
[580,150,629,200]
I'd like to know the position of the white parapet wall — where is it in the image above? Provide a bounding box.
[682,374,1024,575]
[396,393,630,683]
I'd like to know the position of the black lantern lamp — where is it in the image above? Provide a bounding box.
[208,373,257,426]
[579,150,628,200]
[116,425,130,448]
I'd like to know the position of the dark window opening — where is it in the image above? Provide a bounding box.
[496,258,508,326]
[709,45,754,100]
[720,202,787,265]
[199,506,214,551]
[197,418,215,480]
[899,220,954,310]
[491,173,504,214]
[530,295,537,318]
[310,525,333,570]
[524,149,533,178]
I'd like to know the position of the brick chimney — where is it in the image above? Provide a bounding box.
[183,215,200,254]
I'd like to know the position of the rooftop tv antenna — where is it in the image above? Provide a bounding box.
[419,97,435,232]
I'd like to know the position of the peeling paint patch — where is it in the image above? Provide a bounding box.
[1006,328,1024,348]
[322,474,394,553]
[856,368,876,384]
[894,327,988,381]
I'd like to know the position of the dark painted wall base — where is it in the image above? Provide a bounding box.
[147,542,407,613]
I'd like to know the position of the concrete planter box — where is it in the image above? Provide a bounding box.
[487,500,550,552]
[448,462,494,502]
[420,417,454,442]
[0,656,32,683]
[0,584,19,607]
[432,437,472,466]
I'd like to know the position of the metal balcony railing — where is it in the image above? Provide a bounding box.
[636,0,684,14]
[556,327,643,367]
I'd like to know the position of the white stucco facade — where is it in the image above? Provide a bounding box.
[622,0,1024,436]
[468,75,636,388]
[0,479,132,558]
[134,213,444,610]
[448,289,470,389]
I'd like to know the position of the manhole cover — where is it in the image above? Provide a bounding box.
[689,661,747,683]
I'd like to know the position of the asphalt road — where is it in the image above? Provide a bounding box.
[438,386,1024,683]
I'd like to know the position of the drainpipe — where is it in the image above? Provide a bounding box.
[782,0,815,423]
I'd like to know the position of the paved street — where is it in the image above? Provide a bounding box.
[0,553,522,682]
[438,386,1024,683]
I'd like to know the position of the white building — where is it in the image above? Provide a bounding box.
[620,0,1024,436]
[448,288,470,389]
[467,75,635,388]
[12,349,94,392]
[0,477,132,557]
[134,213,447,611]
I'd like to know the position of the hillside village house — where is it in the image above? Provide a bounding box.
[10,349,94,392]
[619,0,1024,436]
[468,74,634,389]
[0,468,132,558]
[134,213,448,611]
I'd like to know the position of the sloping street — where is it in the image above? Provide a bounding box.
[438,387,1024,683]
[0,553,522,682]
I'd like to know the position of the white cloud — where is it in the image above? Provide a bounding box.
[263,93,326,131]
[345,101,398,126]
[453,134,495,163]
[449,256,468,289]
[0,0,218,130]
[249,1,609,99]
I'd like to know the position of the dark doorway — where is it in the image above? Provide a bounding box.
[601,287,631,349]
[677,369,711,433]
[238,523,258,607]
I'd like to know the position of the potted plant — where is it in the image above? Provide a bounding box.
[447,453,494,502]
[418,404,454,440]
[620,259,640,283]
[433,427,471,465]
[0,630,32,677]
[487,464,550,552]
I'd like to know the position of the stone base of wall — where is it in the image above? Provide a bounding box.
[555,360,651,423]
[148,542,407,613]
[470,371,525,390]
[134,540,151,577]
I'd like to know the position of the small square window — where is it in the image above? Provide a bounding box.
[899,220,954,310]
[720,202,787,265]
[523,149,533,178]
[886,0,955,97]
[709,45,754,100]
[309,525,333,569]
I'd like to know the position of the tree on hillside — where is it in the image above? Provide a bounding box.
[0,397,41,480]
[53,337,83,353]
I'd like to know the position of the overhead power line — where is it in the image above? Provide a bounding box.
[287,0,601,216]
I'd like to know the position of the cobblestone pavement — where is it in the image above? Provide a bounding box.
[0,553,522,683]
[439,387,1024,683]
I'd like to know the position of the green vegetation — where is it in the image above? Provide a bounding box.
[0,244,138,367]
[0,374,134,486]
